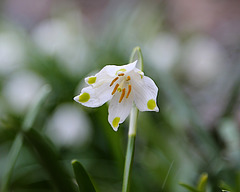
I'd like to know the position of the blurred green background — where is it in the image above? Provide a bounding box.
[0,0,240,191]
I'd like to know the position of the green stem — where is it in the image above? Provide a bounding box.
[122,47,143,192]
[129,46,143,71]
[122,107,138,192]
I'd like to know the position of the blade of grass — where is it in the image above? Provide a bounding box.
[71,160,96,192]
[22,85,51,131]
[179,183,200,192]
[197,173,208,192]
[162,161,174,190]
[1,134,23,192]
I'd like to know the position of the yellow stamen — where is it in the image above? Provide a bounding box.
[118,73,124,76]
[126,85,131,98]
[112,83,119,95]
[110,77,119,86]
[126,76,131,81]
[119,88,126,103]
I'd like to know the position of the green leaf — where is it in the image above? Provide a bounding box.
[197,173,208,192]
[24,129,77,192]
[22,84,51,131]
[179,183,200,192]
[71,159,96,192]
[1,134,23,192]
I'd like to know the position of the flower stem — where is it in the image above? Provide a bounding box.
[129,46,143,71]
[122,47,143,192]
[122,107,138,192]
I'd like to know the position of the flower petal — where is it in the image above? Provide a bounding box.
[85,68,113,87]
[99,60,138,77]
[108,92,134,131]
[74,83,113,107]
[133,68,144,79]
[115,60,138,75]
[131,75,159,112]
[85,61,138,86]
[95,64,123,80]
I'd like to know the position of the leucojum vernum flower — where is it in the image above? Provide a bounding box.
[74,60,159,131]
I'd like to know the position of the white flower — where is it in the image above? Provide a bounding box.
[74,60,159,131]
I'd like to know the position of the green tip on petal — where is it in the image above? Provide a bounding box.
[87,77,96,84]
[138,72,143,79]
[112,117,120,128]
[79,93,90,103]
[116,68,126,75]
[147,99,156,110]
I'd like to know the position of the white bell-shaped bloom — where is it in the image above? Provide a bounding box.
[74,60,159,131]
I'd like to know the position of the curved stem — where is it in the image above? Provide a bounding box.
[129,46,144,71]
[122,47,143,192]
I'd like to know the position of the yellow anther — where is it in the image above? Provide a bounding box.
[112,83,119,95]
[126,85,131,98]
[126,76,131,81]
[118,73,125,76]
[119,88,126,103]
[110,77,119,86]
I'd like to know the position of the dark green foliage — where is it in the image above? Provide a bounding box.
[72,160,96,192]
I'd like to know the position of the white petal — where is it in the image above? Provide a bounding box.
[85,61,138,83]
[108,92,134,131]
[131,75,159,112]
[85,68,113,87]
[101,60,138,77]
[99,64,123,78]
[74,84,113,107]
[115,60,138,75]
[133,68,144,78]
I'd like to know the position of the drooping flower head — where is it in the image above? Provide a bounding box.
[74,60,159,131]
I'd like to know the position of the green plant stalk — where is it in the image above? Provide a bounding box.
[122,107,138,192]
[129,46,143,71]
[122,47,143,192]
